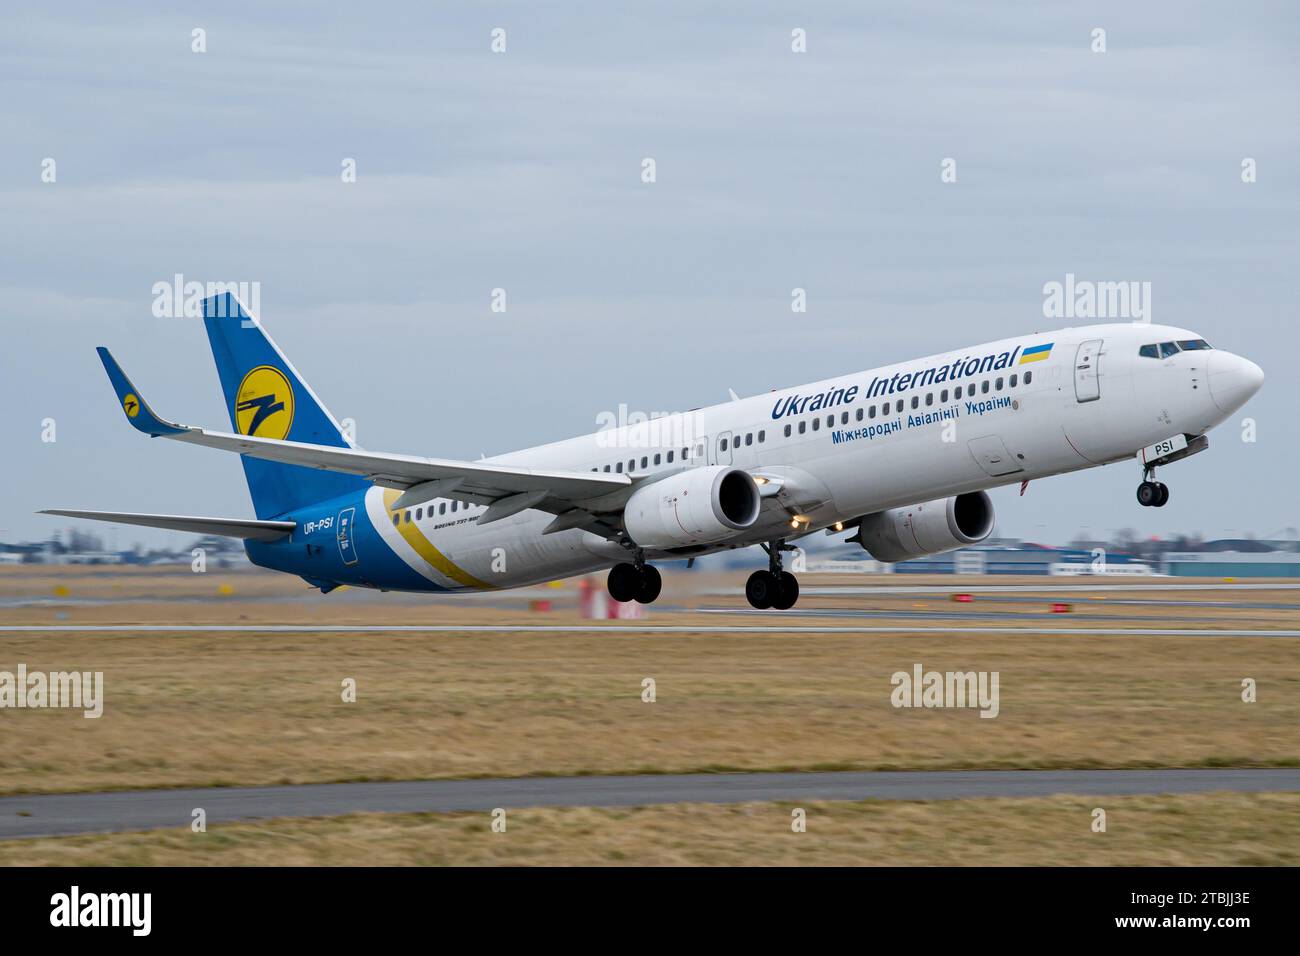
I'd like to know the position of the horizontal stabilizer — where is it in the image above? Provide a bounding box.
[39,509,295,542]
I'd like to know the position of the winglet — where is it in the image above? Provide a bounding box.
[96,347,189,437]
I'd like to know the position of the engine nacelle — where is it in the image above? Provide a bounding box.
[623,466,761,549]
[856,492,995,563]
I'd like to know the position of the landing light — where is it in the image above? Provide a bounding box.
[833,521,844,532]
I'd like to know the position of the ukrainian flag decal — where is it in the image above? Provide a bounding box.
[1020,343,1053,364]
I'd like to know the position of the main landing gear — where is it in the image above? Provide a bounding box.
[746,540,800,610]
[607,556,662,604]
[1136,466,1169,508]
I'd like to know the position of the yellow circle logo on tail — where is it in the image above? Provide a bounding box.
[122,393,140,418]
[235,366,295,440]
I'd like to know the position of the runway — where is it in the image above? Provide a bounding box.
[2,623,1298,636]
[1,768,1297,840]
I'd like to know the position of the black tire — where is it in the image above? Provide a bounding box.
[1136,481,1159,507]
[745,570,776,610]
[1154,482,1169,507]
[607,563,640,602]
[771,571,799,610]
[635,565,662,604]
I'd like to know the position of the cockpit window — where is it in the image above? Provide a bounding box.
[1140,339,1211,359]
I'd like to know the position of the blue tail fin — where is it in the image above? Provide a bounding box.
[203,293,367,519]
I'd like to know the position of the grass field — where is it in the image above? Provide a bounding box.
[2,567,1298,865]
[2,792,1296,866]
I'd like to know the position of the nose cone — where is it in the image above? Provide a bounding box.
[1208,351,1265,414]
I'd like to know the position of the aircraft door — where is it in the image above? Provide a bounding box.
[967,436,1024,477]
[336,507,358,566]
[713,431,734,466]
[1074,339,1102,403]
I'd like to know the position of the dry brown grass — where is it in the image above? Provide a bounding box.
[2,792,1296,866]
[0,622,1295,794]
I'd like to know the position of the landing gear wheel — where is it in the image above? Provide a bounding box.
[771,571,800,611]
[1136,481,1161,507]
[634,564,662,604]
[607,563,640,602]
[745,570,777,610]
[1154,482,1169,507]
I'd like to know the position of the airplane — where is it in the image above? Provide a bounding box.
[44,293,1263,610]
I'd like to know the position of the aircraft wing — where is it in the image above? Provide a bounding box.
[97,348,632,525]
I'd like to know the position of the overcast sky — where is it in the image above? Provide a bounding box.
[2,1,1297,549]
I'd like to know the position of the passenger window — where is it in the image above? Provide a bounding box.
[450,502,457,513]
[1159,342,1180,358]
[627,459,634,472]
[784,424,792,437]
[840,412,848,425]
[405,511,412,523]
[925,393,933,406]
[719,438,728,452]
[798,421,807,434]
[654,453,661,465]
[812,418,820,431]
[869,405,876,419]
[440,503,446,514]
[1138,344,1159,359]
[1024,370,1032,384]
[667,450,674,463]
[955,386,963,399]
[416,507,423,520]
[910,396,919,409]
[616,462,623,473]
[995,377,1003,390]
[981,381,990,394]
[641,456,648,468]
[826,415,833,427]
[896,399,904,413]
[758,430,765,443]
[856,408,864,421]
[941,389,949,402]
[392,514,400,527]
[745,433,753,446]
[1009,374,1017,388]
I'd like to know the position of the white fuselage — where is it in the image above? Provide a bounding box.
[365,322,1262,590]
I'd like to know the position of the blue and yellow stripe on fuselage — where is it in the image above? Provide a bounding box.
[377,488,494,590]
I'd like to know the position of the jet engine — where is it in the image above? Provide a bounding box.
[623,466,761,549]
[855,492,995,562]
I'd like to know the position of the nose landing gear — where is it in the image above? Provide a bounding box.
[1137,467,1169,508]
[746,540,801,610]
